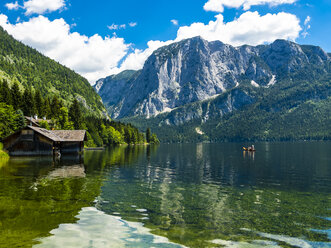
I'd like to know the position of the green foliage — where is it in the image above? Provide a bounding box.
[84,117,146,147]
[10,81,21,110]
[85,131,97,147]
[0,142,9,159]
[0,103,25,139]
[39,120,50,130]
[22,87,36,117]
[69,98,84,129]
[34,89,43,117]
[58,107,74,130]
[146,128,151,143]
[0,79,11,105]
[0,27,155,146]
[101,125,123,145]
[150,133,160,144]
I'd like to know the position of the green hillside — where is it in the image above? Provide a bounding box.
[0,26,106,116]
[0,27,157,147]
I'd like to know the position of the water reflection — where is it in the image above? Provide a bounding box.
[0,156,101,247]
[0,143,330,248]
[98,143,331,247]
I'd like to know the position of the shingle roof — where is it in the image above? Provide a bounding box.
[28,126,62,141]
[52,130,87,142]
[25,117,40,127]
[28,126,86,142]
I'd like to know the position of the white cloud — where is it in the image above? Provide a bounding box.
[5,1,19,10]
[176,11,301,46]
[128,22,137,27]
[171,19,178,25]
[108,23,126,30]
[302,15,311,38]
[0,14,129,83]
[204,0,297,12]
[24,0,65,15]
[304,15,310,25]
[116,11,301,73]
[0,3,303,84]
[117,40,173,73]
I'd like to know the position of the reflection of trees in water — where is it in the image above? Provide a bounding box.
[0,157,103,247]
[101,174,330,247]
[84,145,157,172]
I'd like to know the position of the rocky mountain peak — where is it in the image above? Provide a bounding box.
[96,37,330,119]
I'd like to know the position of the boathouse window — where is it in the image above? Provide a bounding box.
[22,130,33,135]
[21,130,34,141]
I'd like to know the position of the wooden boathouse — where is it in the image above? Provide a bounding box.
[3,126,87,156]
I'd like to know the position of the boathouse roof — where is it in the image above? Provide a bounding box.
[11,126,87,142]
[25,116,53,127]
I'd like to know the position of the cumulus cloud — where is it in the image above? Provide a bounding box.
[0,3,303,84]
[204,0,297,12]
[117,40,174,73]
[24,0,65,15]
[0,14,129,83]
[5,1,19,10]
[176,11,301,46]
[115,11,301,73]
[171,19,179,25]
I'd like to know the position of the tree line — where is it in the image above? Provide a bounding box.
[0,79,159,146]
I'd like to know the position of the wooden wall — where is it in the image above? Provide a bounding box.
[5,130,53,156]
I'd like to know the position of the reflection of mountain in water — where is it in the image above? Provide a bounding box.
[98,143,331,248]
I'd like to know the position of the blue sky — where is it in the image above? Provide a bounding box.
[0,0,330,83]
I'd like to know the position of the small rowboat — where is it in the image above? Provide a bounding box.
[243,146,256,152]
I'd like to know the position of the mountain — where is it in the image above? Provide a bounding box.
[97,37,330,142]
[0,26,107,117]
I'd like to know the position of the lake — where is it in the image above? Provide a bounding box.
[0,142,330,248]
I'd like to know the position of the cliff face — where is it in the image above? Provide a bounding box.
[96,37,329,120]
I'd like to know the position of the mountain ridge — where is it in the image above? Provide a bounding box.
[96,36,330,142]
[96,36,329,120]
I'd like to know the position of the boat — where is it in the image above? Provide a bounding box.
[243,145,256,152]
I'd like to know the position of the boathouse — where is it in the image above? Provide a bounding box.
[2,126,87,156]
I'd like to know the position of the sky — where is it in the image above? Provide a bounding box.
[0,0,330,84]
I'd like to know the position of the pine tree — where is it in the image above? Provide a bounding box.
[42,97,52,118]
[146,128,151,143]
[51,95,61,119]
[10,82,22,111]
[58,107,74,130]
[34,90,43,117]
[22,88,36,116]
[14,109,25,129]
[1,79,12,106]
[69,98,83,129]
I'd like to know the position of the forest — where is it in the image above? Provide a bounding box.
[0,79,159,147]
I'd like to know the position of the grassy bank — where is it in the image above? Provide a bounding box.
[0,143,9,159]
